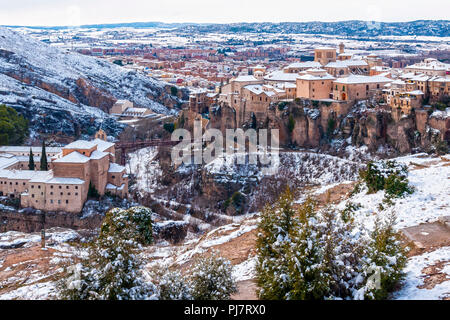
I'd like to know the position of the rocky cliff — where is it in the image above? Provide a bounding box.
[207,99,450,154]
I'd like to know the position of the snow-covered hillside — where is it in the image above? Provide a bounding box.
[0,27,182,138]
[0,153,448,300]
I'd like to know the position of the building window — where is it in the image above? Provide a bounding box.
[66,200,69,204]
[68,192,71,196]
[31,185,34,188]
[50,200,53,204]
[58,200,61,204]
[112,175,115,179]
[75,186,78,190]
[32,194,35,198]
[75,193,78,196]
[50,192,53,195]
[60,192,63,196]
[38,185,41,189]
[59,186,62,189]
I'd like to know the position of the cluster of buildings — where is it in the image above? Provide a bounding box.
[0,130,128,213]
[109,99,155,120]
[187,43,450,125]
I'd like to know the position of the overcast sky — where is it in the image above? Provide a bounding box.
[0,0,448,26]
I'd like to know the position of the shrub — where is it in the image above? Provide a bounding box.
[153,270,192,300]
[359,160,413,198]
[287,115,295,133]
[101,206,153,245]
[58,234,156,300]
[188,251,237,300]
[359,214,407,300]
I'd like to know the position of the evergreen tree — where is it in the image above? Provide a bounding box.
[358,214,407,300]
[286,197,328,300]
[88,181,100,199]
[40,140,48,171]
[256,188,298,299]
[58,232,157,300]
[101,207,153,245]
[28,148,35,170]
[188,251,237,300]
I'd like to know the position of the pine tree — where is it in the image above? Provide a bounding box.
[58,233,157,300]
[28,148,35,170]
[40,140,48,171]
[256,187,298,299]
[359,213,407,300]
[286,197,328,300]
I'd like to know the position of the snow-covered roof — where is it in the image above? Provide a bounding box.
[264,71,299,82]
[106,183,125,190]
[405,90,425,95]
[89,150,109,160]
[63,140,97,150]
[46,177,85,185]
[53,151,90,163]
[0,146,62,153]
[333,75,393,84]
[325,60,368,68]
[108,163,126,173]
[0,169,52,181]
[233,75,259,82]
[284,61,321,70]
[92,138,115,152]
[243,84,276,97]
[297,73,335,81]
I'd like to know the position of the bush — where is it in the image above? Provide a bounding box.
[433,138,448,156]
[359,215,407,300]
[188,251,237,300]
[58,234,157,300]
[153,270,192,300]
[101,206,153,245]
[287,115,295,133]
[359,160,413,198]
[163,122,175,133]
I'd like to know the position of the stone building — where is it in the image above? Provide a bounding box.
[296,68,336,100]
[0,137,128,213]
[332,75,393,101]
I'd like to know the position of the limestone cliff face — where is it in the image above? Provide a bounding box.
[205,100,449,154]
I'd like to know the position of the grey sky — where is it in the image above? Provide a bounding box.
[0,0,448,26]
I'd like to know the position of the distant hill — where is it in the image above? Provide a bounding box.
[5,20,450,37]
[0,27,183,141]
[177,20,450,37]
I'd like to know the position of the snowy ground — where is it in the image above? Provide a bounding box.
[0,153,448,300]
[127,147,161,195]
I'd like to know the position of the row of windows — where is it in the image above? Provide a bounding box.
[32,192,79,197]
[33,199,70,205]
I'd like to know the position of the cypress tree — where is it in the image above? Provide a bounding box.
[40,140,48,171]
[28,148,35,170]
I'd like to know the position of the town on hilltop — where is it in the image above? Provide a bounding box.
[0,15,449,303]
